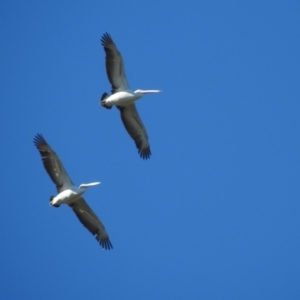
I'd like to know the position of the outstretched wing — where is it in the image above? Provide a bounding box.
[69,198,113,250]
[101,32,130,93]
[33,134,73,192]
[118,104,151,159]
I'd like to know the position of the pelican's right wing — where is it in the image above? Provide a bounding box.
[69,198,113,250]
[33,134,73,192]
[118,104,151,160]
[101,32,130,93]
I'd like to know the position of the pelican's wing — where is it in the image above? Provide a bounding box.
[101,33,130,93]
[69,198,113,250]
[118,104,151,159]
[33,134,73,192]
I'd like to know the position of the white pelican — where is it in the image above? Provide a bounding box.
[33,134,113,250]
[100,32,161,160]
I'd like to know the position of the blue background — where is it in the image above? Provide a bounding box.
[1,1,300,299]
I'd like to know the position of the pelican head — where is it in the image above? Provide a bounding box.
[134,89,162,95]
[79,182,101,189]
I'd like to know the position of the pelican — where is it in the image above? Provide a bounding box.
[33,134,113,250]
[100,32,161,159]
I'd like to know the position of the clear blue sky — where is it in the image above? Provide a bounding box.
[1,1,300,299]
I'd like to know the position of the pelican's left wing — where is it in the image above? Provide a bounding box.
[69,198,113,250]
[101,32,130,93]
[33,134,73,192]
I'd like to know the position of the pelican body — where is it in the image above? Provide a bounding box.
[102,89,161,107]
[50,182,100,207]
[100,32,161,159]
[34,134,112,250]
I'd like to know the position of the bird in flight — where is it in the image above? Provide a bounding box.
[100,32,161,159]
[33,134,113,250]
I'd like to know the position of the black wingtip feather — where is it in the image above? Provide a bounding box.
[99,238,113,250]
[101,32,113,47]
[33,133,47,148]
[139,148,151,160]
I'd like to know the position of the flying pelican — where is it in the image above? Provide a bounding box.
[33,134,113,250]
[100,32,161,159]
